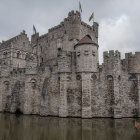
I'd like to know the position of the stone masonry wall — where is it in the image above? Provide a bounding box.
[0,10,140,118]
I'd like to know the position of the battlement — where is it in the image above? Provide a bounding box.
[38,33,48,40]
[68,10,80,17]
[48,10,81,34]
[48,24,64,33]
[125,52,140,59]
[124,52,140,73]
[103,50,121,59]
[0,30,27,47]
[67,10,81,21]
[81,21,92,30]
[37,10,98,46]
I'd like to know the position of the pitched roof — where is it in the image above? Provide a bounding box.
[75,35,98,47]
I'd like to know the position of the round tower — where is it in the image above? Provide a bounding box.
[75,35,99,73]
[74,35,99,118]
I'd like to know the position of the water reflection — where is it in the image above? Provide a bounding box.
[0,113,140,140]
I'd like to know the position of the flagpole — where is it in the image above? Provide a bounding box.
[79,1,82,15]
[93,12,94,26]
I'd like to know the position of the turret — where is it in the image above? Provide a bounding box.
[103,50,122,118]
[75,35,99,73]
[103,50,121,74]
[65,10,81,41]
[74,35,99,118]
[125,52,140,73]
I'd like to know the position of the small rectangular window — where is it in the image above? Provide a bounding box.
[77,51,80,56]
[92,51,96,56]
[84,50,89,55]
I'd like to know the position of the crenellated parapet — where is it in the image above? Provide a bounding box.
[81,21,99,37]
[48,24,64,33]
[36,10,99,59]
[103,50,122,118]
[103,50,121,62]
[0,30,28,49]
[48,11,81,41]
[125,52,140,73]
[67,10,81,23]
[103,50,121,80]
[81,22,92,30]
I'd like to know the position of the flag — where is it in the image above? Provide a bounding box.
[79,1,82,13]
[33,25,36,34]
[89,12,94,22]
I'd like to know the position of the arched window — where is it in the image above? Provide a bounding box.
[57,48,62,51]
[67,76,71,81]
[42,57,43,63]
[3,52,7,58]
[76,75,81,80]
[129,74,137,81]
[91,74,97,80]
[30,79,36,83]
[118,75,121,81]
[30,79,36,89]
[3,81,9,85]
[17,51,21,58]
[58,77,60,81]
[106,75,114,117]
[107,75,113,81]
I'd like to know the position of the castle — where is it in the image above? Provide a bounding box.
[0,11,140,118]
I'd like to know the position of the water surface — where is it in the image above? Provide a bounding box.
[0,113,140,140]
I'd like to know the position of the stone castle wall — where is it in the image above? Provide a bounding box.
[0,11,140,118]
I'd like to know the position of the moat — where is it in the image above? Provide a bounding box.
[0,113,140,140]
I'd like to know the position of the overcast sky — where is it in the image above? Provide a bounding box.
[0,0,140,63]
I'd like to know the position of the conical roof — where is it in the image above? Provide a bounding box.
[75,35,98,47]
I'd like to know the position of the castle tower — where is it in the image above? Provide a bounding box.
[57,51,72,117]
[66,11,81,41]
[75,35,99,72]
[75,35,99,118]
[125,52,140,117]
[103,50,122,118]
